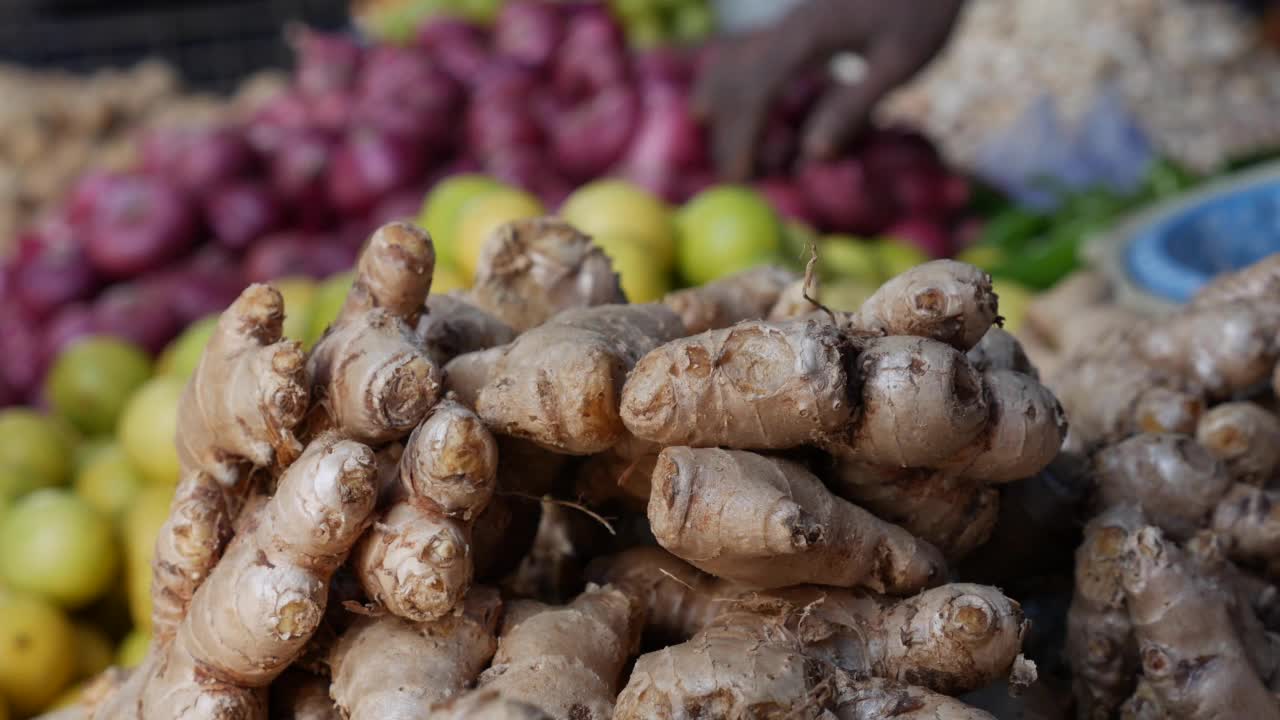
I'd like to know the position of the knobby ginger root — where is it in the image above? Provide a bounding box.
[1066,506,1144,720]
[449,584,643,720]
[468,217,625,332]
[966,326,1038,378]
[575,435,662,512]
[661,265,798,334]
[1121,526,1280,719]
[175,283,309,485]
[648,447,945,593]
[1134,301,1280,399]
[1192,252,1280,308]
[426,691,552,720]
[620,318,855,450]
[417,293,516,366]
[444,345,507,409]
[843,259,999,351]
[1196,402,1280,485]
[308,221,442,444]
[154,283,309,643]
[844,335,989,468]
[477,303,684,454]
[354,399,497,621]
[91,435,378,719]
[328,587,502,720]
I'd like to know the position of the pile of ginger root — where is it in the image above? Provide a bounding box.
[1040,254,1280,719]
[42,215,1075,720]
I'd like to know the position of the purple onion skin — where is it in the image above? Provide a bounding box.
[417,18,491,84]
[755,179,818,226]
[327,129,426,216]
[92,284,183,355]
[551,87,637,181]
[205,181,286,251]
[494,0,564,70]
[84,174,198,280]
[885,217,954,259]
[293,27,364,96]
[242,233,358,284]
[798,158,897,235]
[12,240,100,321]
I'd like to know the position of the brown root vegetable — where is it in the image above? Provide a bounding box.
[477,304,684,454]
[1094,434,1233,540]
[1121,526,1279,719]
[308,223,442,444]
[1191,253,1280,308]
[826,460,999,562]
[586,546,731,643]
[443,346,507,409]
[844,336,989,468]
[1134,301,1280,399]
[966,327,1038,378]
[662,265,798,334]
[149,470,235,644]
[355,400,497,622]
[1066,506,1144,720]
[765,277,817,322]
[328,587,502,720]
[1210,484,1280,565]
[417,293,517,366]
[575,435,661,511]
[175,283,309,486]
[648,447,946,593]
[844,260,998,351]
[620,319,855,450]
[92,436,378,719]
[468,217,625,332]
[1024,270,1114,349]
[1196,402,1280,485]
[459,585,644,720]
[941,369,1067,484]
[835,679,1000,720]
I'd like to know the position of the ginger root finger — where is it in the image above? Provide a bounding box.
[941,369,1067,484]
[269,669,340,720]
[444,345,507,409]
[458,585,644,720]
[1192,252,1280,308]
[309,222,442,444]
[662,265,798,334]
[400,398,499,520]
[845,259,998,351]
[468,217,624,332]
[844,336,989,469]
[1122,526,1279,719]
[328,587,501,720]
[353,503,472,622]
[1134,301,1280,399]
[149,470,236,644]
[1066,506,1144,720]
[648,447,945,594]
[1196,402,1280,485]
[966,326,1038,378]
[417,293,516,366]
[176,283,309,485]
[620,319,855,450]
[477,304,684,454]
[1094,434,1233,540]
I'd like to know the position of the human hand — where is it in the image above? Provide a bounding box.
[694,0,965,180]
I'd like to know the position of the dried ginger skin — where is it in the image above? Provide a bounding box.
[620,318,854,450]
[175,283,309,487]
[1094,434,1233,540]
[586,546,730,642]
[1210,484,1280,564]
[835,678,999,720]
[648,447,945,594]
[846,260,998,351]
[459,585,643,720]
[1196,402,1280,485]
[328,587,502,720]
[426,690,553,720]
[1121,526,1280,719]
[662,264,798,334]
[477,304,685,455]
[270,669,339,720]
[1066,506,1144,720]
[845,336,990,469]
[308,222,442,445]
[417,293,516,366]
[1192,253,1280,309]
[468,217,625,332]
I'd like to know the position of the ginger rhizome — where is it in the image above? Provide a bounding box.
[55,221,1049,720]
[308,221,442,445]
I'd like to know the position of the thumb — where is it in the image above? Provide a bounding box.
[803,50,911,160]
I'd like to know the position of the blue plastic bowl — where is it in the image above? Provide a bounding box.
[1127,174,1280,302]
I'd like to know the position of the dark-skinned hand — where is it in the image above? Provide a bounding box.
[694,0,967,180]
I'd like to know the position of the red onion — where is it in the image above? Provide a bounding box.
[84,174,197,279]
[204,181,285,251]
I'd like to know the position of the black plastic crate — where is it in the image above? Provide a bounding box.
[0,0,351,92]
